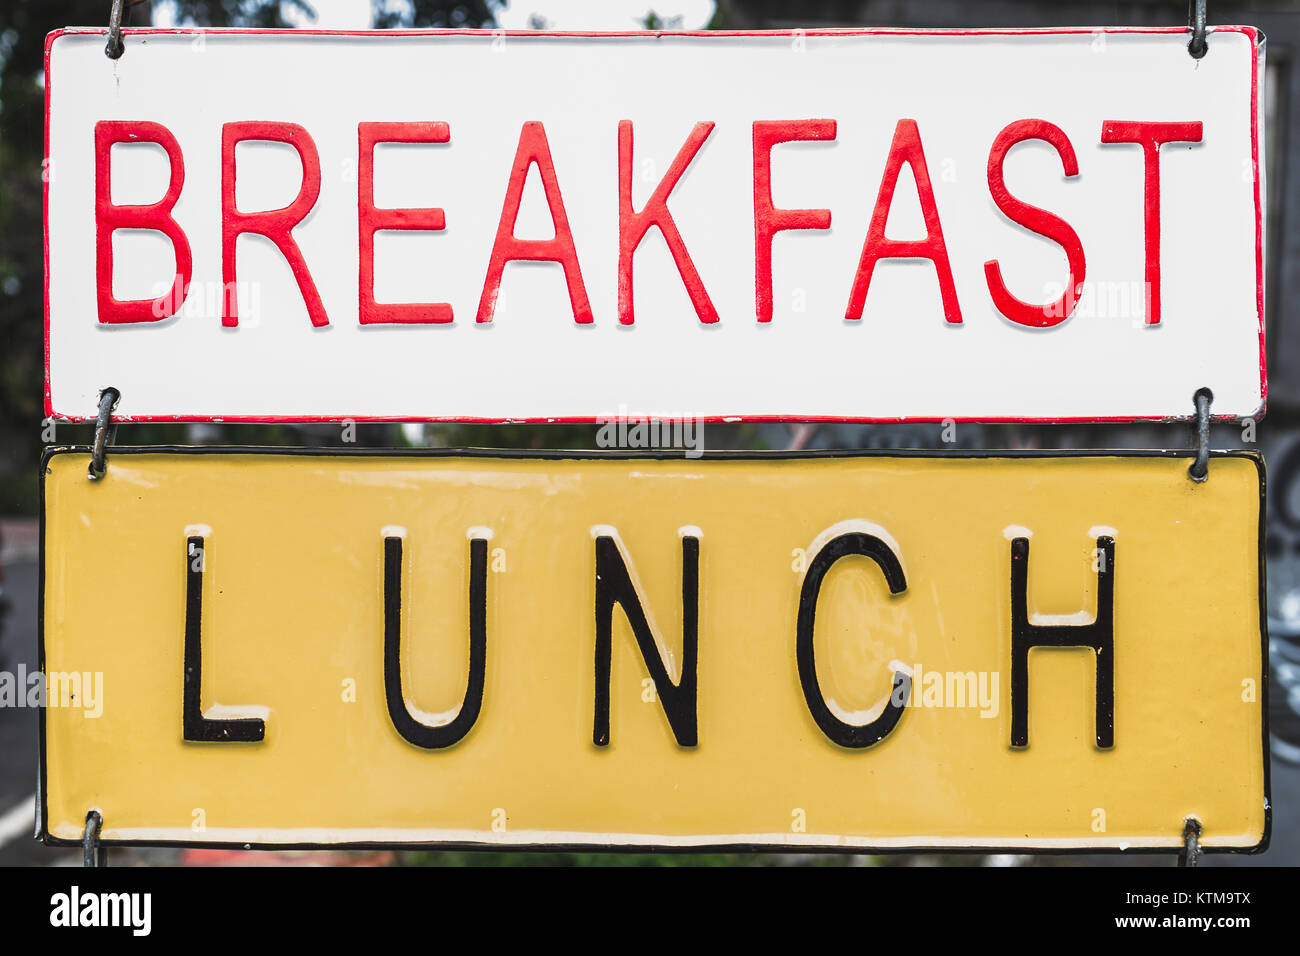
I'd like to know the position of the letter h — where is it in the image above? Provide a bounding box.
[1009,535,1114,749]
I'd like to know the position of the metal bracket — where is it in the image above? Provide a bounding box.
[83,810,108,867]
[1188,0,1208,59]
[1178,817,1202,867]
[1188,388,1212,483]
[89,387,120,480]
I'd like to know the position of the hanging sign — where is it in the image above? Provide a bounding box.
[40,448,1268,851]
[44,27,1265,422]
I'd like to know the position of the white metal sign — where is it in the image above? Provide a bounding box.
[44,27,1266,422]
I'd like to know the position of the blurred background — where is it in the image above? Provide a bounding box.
[0,0,1296,866]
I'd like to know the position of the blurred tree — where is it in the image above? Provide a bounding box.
[162,1,314,26]
[372,1,500,29]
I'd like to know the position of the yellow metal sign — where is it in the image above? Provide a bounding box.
[39,449,1268,852]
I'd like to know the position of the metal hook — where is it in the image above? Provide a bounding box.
[83,810,108,867]
[89,387,120,480]
[1188,0,1208,59]
[1178,817,1202,867]
[1188,388,1212,482]
[105,0,126,59]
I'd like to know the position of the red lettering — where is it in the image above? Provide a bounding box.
[221,121,327,328]
[477,122,593,324]
[752,119,836,323]
[846,119,961,324]
[618,121,718,325]
[1099,120,1203,326]
[984,119,1086,328]
[358,122,453,324]
[94,120,192,324]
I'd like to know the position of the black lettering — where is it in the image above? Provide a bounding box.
[796,531,910,748]
[593,534,698,747]
[1010,535,1115,748]
[183,535,265,743]
[384,535,488,749]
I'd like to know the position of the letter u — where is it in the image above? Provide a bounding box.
[383,535,488,748]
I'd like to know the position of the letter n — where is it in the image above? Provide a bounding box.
[593,532,698,747]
